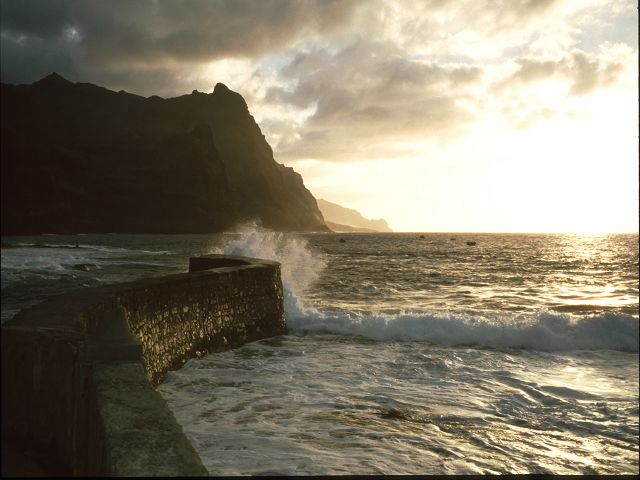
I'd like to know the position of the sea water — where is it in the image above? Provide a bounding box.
[1,231,638,474]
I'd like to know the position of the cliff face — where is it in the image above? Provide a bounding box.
[0,73,328,234]
[317,199,392,232]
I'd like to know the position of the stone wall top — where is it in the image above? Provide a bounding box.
[2,254,286,476]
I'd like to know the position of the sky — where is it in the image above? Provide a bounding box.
[1,0,638,233]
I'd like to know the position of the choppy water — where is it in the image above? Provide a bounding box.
[1,230,638,474]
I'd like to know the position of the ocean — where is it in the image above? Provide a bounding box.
[1,230,638,474]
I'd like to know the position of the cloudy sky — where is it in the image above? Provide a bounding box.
[1,0,638,232]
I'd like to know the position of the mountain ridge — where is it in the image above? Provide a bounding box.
[1,74,329,234]
[317,199,392,232]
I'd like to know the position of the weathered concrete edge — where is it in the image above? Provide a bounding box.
[1,254,286,476]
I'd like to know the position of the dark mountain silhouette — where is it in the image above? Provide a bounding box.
[1,73,328,234]
[317,199,392,232]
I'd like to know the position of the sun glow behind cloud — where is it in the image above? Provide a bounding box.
[264,2,639,233]
[291,46,638,233]
[1,0,637,233]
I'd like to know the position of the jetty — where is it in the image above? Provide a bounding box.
[1,255,286,476]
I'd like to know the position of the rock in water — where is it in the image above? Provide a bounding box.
[72,263,97,272]
[1,74,329,234]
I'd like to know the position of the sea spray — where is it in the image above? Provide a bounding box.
[212,223,327,307]
[4,232,636,474]
[215,226,639,352]
[212,224,334,321]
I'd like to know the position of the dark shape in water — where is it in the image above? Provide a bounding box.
[72,263,98,272]
[339,238,346,243]
[420,235,425,239]
[378,408,411,421]
[450,237,456,241]
[466,241,477,246]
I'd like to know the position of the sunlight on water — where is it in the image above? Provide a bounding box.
[159,338,639,475]
[2,231,638,474]
[158,230,638,475]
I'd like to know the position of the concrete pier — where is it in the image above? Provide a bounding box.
[1,255,286,476]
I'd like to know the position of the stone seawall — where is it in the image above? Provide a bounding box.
[1,255,286,476]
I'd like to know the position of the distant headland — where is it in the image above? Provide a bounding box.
[317,198,392,232]
[1,73,329,234]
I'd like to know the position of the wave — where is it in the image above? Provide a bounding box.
[219,224,639,353]
[285,297,639,352]
[213,221,326,294]
[2,242,128,253]
[2,242,170,255]
[1,243,172,273]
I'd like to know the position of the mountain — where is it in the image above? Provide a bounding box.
[317,199,392,232]
[0,73,328,234]
[324,221,379,233]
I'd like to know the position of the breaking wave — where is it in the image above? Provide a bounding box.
[286,303,639,352]
[220,225,639,353]
[214,222,327,295]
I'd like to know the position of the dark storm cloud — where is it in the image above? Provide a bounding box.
[0,0,361,85]
[1,0,633,168]
[0,0,72,38]
[0,31,78,84]
[0,0,566,88]
[510,51,624,95]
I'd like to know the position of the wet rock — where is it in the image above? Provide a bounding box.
[378,408,411,420]
[72,263,97,272]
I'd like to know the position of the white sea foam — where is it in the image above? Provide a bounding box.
[1,243,171,274]
[154,230,638,475]
[1,249,79,272]
[213,221,326,297]
[219,225,639,353]
[286,306,639,352]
